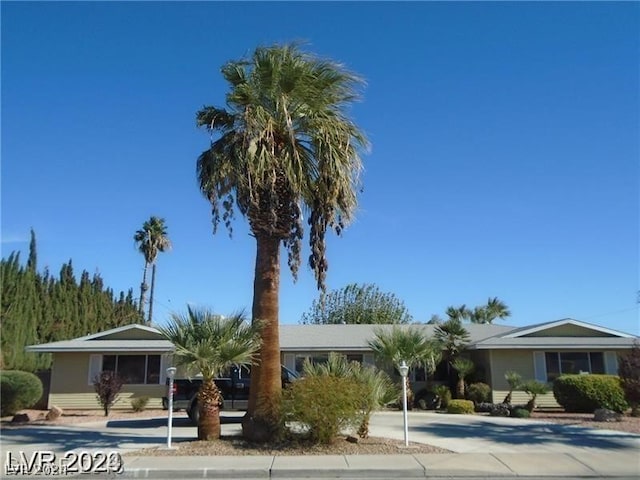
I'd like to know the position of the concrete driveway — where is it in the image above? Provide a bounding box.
[371,411,640,454]
[2,410,639,457]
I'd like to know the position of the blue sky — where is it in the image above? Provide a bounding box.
[2,2,638,334]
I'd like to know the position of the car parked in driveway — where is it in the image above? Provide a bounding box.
[163,365,298,424]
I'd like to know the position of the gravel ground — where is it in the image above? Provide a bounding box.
[3,408,638,457]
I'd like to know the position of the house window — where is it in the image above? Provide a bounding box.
[102,355,161,385]
[346,354,363,364]
[544,352,605,381]
[294,354,329,375]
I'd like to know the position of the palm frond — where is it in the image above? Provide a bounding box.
[196,44,368,292]
[159,307,261,382]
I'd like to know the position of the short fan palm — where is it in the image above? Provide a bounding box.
[160,308,261,440]
[368,326,441,408]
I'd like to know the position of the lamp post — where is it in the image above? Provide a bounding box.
[166,367,177,449]
[398,360,409,447]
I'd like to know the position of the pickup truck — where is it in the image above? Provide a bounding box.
[163,365,298,424]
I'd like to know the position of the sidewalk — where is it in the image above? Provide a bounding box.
[2,411,639,478]
[120,451,640,478]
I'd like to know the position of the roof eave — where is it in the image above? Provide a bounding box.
[25,346,175,353]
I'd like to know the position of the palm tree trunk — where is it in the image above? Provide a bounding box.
[198,379,221,440]
[457,378,465,399]
[242,233,281,442]
[139,262,149,316]
[147,263,156,325]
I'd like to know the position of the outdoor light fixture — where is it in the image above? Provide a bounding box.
[166,367,177,449]
[398,360,409,447]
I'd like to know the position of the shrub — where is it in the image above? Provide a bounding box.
[618,342,640,417]
[466,382,491,404]
[553,375,628,413]
[447,399,475,414]
[511,407,530,418]
[94,371,123,417]
[474,402,494,413]
[489,403,510,417]
[302,353,398,438]
[433,385,451,409]
[0,370,43,416]
[131,396,150,412]
[281,375,367,444]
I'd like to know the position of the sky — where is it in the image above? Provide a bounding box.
[2,2,639,335]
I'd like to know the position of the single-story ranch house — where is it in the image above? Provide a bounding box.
[26,318,638,410]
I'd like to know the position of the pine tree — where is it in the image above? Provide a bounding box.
[1,231,143,372]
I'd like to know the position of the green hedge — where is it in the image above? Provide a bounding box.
[447,399,475,414]
[0,370,43,416]
[553,374,628,413]
[466,382,492,404]
[511,407,530,418]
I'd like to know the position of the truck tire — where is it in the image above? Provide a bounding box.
[415,390,438,410]
[187,394,224,425]
[187,398,199,425]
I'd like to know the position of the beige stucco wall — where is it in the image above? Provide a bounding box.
[488,349,558,407]
[48,352,165,410]
[488,348,629,408]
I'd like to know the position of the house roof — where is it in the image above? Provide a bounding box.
[468,318,637,350]
[25,318,637,354]
[279,323,515,351]
[499,318,635,339]
[25,324,175,353]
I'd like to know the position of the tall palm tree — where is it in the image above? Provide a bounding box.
[445,305,471,322]
[159,307,261,440]
[133,216,171,325]
[469,297,511,324]
[485,297,511,323]
[368,326,441,408]
[196,44,368,441]
[469,306,489,324]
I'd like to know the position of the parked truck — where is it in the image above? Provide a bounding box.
[164,365,298,424]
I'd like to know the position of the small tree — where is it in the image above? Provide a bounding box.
[503,371,522,404]
[451,357,475,399]
[522,380,548,412]
[433,384,452,410]
[368,326,441,409]
[618,342,640,417]
[94,371,123,416]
